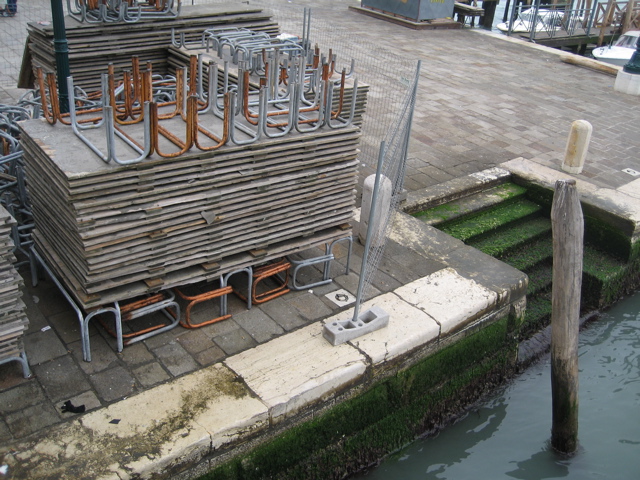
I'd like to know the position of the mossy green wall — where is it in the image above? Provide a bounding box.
[522,182,634,262]
[200,315,518,480]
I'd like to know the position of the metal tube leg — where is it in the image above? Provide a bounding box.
[18,352,31,378]
[29,248,39,287]
[220,267,253,315]
[0,353,32,379]
[325,235,353,280]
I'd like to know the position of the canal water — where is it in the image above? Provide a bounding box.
[355,291,640,479]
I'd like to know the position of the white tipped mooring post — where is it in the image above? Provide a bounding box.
[562,120,592,175]
[358,174,392,246]
[550,179,583,454]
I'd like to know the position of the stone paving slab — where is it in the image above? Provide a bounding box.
[224,322,368,424]
[395,268,498,335]
[2,364,269,479]
[326,291,440,365]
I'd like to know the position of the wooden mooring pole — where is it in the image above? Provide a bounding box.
[550,179,583,454]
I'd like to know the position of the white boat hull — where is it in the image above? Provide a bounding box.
[591,47,632,67]
[591,31,639,67]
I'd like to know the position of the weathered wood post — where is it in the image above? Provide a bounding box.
[550,179,583,454]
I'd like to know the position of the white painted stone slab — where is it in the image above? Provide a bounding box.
[4,364,268,480]
[619,178,640,200]
[501,157,599,194]
[324,292,440,364]
[394,268,498,335]
[81,364,269,477]
[469,167,511,184]
[224,322,367,422]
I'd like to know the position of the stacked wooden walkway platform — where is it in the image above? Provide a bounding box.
[0,206,29,376]
[20,117,359,309]
[21,4,280,91]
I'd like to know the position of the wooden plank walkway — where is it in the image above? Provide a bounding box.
[20,114,360,309]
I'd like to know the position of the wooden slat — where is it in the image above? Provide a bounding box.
[21,116,360,308]
[24,4,280,92]
[0,206,29,363]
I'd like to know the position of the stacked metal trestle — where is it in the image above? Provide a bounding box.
[20,32,362,311]
[66,0,182,24]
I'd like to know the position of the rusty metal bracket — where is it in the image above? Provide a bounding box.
[173,284,233,328]
[233,258,291,305]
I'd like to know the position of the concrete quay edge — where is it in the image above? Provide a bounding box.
[0,223,527,480]
[405,158,640,245]
[501,157,640,241]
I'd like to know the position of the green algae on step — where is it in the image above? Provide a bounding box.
[438,198,542,242]
[412,183,527,226]
[468,215,552,258]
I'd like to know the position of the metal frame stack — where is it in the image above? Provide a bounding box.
[166,43,369,129]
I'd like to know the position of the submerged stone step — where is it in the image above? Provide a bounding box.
[525,261,553,296]
[439,197,543,243]
[582,244,629,308]
[523,294,552,335]
[501,236,553,272]
[412,182,527,227]
[468,216,552,258]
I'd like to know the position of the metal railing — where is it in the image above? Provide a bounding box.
[502,0,637,41]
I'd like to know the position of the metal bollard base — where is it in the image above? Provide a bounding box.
[322,305,389,346]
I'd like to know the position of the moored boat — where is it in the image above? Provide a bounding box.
[591,30,640,66]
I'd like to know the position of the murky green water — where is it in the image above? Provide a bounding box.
[355,291,640,480]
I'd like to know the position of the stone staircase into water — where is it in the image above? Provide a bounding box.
[408,173,634,339]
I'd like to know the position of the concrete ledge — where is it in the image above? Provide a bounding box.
[403,167,511,214]
[2,364,269,479]
[224,323,368,424]
[348,6,462,30]
[619,178,640,201]
[502,157,640,242]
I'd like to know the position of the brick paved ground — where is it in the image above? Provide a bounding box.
[0,0,638,445]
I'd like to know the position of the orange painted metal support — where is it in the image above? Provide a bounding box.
[234,258,291,305]
[98,291,180,344]
[173,284,234,329]
[36,67,102,126]
[241,69,322,128]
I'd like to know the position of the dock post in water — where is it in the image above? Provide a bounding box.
[550,179,583,454]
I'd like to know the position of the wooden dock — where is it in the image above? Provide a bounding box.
[517,28,616,53]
